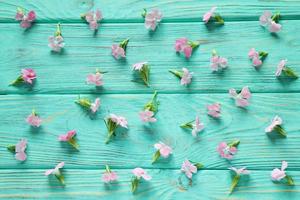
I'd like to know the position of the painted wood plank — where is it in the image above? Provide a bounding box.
[0,93,299,170]
[1,0,300,23]
[0,21,300,95]
[0,169,299,199]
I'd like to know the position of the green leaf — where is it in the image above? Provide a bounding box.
[169,69,183,79]
[274,125,287,137]
[228,139,240,147]
[194,163,204,169]
[55,174,65,185]
[229,175,240,194]
[152,151,161,164]
[259,51,268,61]
[9,76,24,86]
[180,120,194,129]
[187,41,200,49]
[131,177,139,193]
[141,8,147,18]
[283,67,298,79]
[119,38,129,51]
[286,175,295,186]
[271,12,280,23]
[68,138,79,150]
[140,65,150,87]
[214,14,224,25]
[75,98,91,109]
[7,145,16,153]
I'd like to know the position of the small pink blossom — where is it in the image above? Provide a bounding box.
[133,62,147,71]
[15,139,27,161]
[181,68,193,86]
[265,115,282,133]
[111,44,125,59]
[210,55,228,71]
[48,36,65,52]
[84,9,102,30]
[102,165,118,183]
[15,8,36,28]
[175,38,198,58]
[217,142,237,160]
[139,110,157,123]
[102,171,118,183]
[271,161,288,181]
[229,86,251,107]
[86,72,103,86]
[259,11,281,33]
[252,56,263,67]
[203,6,217,23]
[248,48,259,59]
[154,142,172,158]
[192,116,205,137]
[181,159,197,179]
[144,9,163,31]
[90,98,100,113]
[269,21,281,33]
[207,103,221,118]
[58,130,76,142]
[275,59,287,76]
[109,114,128,128]
[45,162,65,176]
[26,112,42,127]
[21,68,36,84]
[229,167,250,175]
[175,38,188,52]
[132,168,152,180]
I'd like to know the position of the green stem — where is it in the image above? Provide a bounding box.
[169,69,183,79]
[271,12,280,23]
[119,38,129,51]
[7,145,16,153]
[285,175,294,186]
[214,14,224,25]
[152,150,161,164]
[283,67,298,79]
[55,23,62,36]
[68,138,79,150]
[274,125,287,137]
[141,8,147,18]
[228,139,240,147]
[229,175,240,194]
[9,76,24,86]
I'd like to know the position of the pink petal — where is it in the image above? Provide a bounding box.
[240,86,251,99]
[229,88,238,97]
[15,152,27,161]
[27,11,36,21]
[236,98,249,107]
[271,168,286,181]
[183,46,192,58]
[20,20,32,28]
[45,169,54,176]
[281,161,288,171]
[259,11,272,26]
[252,56,262,67]
[269,21,281,33]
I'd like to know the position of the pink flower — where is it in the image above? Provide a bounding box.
[26,112,42,127]
[175,38,188,52]
[21,68,36,84]
[48,36,65,52]
[58,130,76,141]
[154,142,172,158]
[144,9,163,31]
[132,168,152,180]
[84,9,102,30]
[217,142,237,159]
[252,56,263,67]
[259,11,281,33]
[207,103,221,118]
[229,86,251,107]
[45,162,65,176]
[15,8,36,28]
[109,114,128,128]
[133,62,147,71]
[111,44,125,59]
[271,161,288,181]
[265,115,282,133]
[248,48,259,59]
[210,55,228,71]
[269,21,281,33]
[229,167,250,175]
[181,159,197,179]
[102,165,118,183]
[15,139,27,161]
[102,171,118,183]
[203,6,217,23]
[181,68,193,86]
[275,59,287,77]
[174,38,198,58]
[192,116,205,137]
[90,98,100,113]
[86,72,103,86]
[139,110,157,123]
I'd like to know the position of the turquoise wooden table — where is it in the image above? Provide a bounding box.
[1,0,300,199]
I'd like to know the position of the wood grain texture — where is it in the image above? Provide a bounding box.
[1,0,300,22]
[0,93,299,170]
[0,21,300,95]
[0,169,299,199]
